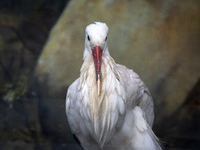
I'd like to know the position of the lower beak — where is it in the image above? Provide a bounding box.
[92,46,103,95]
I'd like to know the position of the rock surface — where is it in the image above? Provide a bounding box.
[0,0,72,150]
[0,0,199,149]
[35,0,200,121]
[35,0,200,148]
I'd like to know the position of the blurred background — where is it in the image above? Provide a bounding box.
[0,0,199,149]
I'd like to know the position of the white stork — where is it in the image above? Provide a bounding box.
[66,22,162,150]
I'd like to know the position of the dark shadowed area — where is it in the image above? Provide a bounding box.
[0,0,199,150]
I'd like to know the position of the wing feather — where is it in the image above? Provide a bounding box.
[66,78,92,141]
[117,64,154,127]
[132,106,162,150]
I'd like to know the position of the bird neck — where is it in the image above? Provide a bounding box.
[80,53,120,94]
[80,53,121,146]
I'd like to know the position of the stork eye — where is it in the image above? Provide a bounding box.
[87,35,90,41]
[105,36,107,41]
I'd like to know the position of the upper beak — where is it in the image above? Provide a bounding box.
[92,46,103,95]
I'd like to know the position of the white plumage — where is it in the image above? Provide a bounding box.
[66,22,162,150]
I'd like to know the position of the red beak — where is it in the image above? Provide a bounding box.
[92,46,103,95]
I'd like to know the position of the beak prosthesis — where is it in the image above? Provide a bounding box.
[92,46,103,95]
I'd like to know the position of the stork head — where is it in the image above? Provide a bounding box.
[84,22,109,95]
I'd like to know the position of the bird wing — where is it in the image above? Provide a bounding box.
[66,78,101,150]
[66,78,84,135]
[115,64,162,150]
[131,106,162,150]
[117,64,154,127]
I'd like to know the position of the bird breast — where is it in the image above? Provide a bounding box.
[80,54,126,146]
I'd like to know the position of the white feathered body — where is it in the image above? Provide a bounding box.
[66,22,161,150]
[66,54,161,150]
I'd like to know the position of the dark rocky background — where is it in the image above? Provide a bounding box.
[0,0,199,150]
[0,0,80,149]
